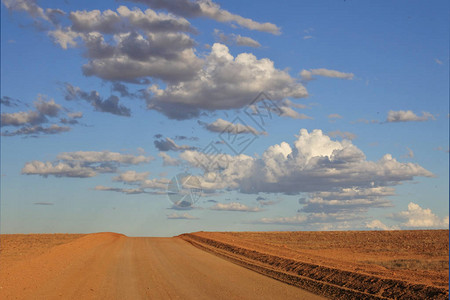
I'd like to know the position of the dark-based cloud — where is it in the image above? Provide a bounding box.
[22,150,154,178]
[199,118,267,135]
[214,29,261,48]
[34,98,62,117]
[111,82,136,98]
[64,83,131,116]
[49,6,202,83]
[144,43,307,119]
[1,96,77,137]
[68,6,195,35]
[174,135,199,141]
[1,97,62,126]
[298,187,394,214]
[154,137,196,151]
[180,129,433,195]
[59,111,83,125]
[127,0,280,34]
[1,124,71,137]
[179,129,434,229]
[6,2,306,120]
[1,96,25,107]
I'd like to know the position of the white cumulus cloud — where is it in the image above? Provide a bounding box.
[145,43,307,119]
[391,202,449,228]
[366,220,398,231]
[181,129,433,194]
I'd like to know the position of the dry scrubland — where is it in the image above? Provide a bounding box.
[180,230,449,299]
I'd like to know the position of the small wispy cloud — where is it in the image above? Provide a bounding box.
[94,186,149,194]
[300,68,354,81]
[351,118,380,124]
[328,113,343,123]
[328,130,357,140]
[167,212,199,220]
[210,202,262,212]
[434,146,450,153]
[214,29,261,48]
[303,27,314,39]
[401,147,414,159]
[328,113,343,120]
[256,214,307,225]
[386,110,435,123]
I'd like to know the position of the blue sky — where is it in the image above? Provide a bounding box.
[1,0,448,236]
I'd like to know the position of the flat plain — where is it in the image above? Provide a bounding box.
[181,230,449,299]
[0,230,447,299]
[0,232,323,300]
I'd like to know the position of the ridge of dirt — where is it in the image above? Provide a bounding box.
[0,233,86,270]
[0,232,126,298]
[179,231,449,300]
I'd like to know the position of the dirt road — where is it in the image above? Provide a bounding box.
[0,233,325,299]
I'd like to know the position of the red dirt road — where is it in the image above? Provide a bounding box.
[0,233,324,299]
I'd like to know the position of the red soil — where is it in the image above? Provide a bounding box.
[180,230,449,299]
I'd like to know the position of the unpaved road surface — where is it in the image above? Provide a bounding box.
[0,233,325,299]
